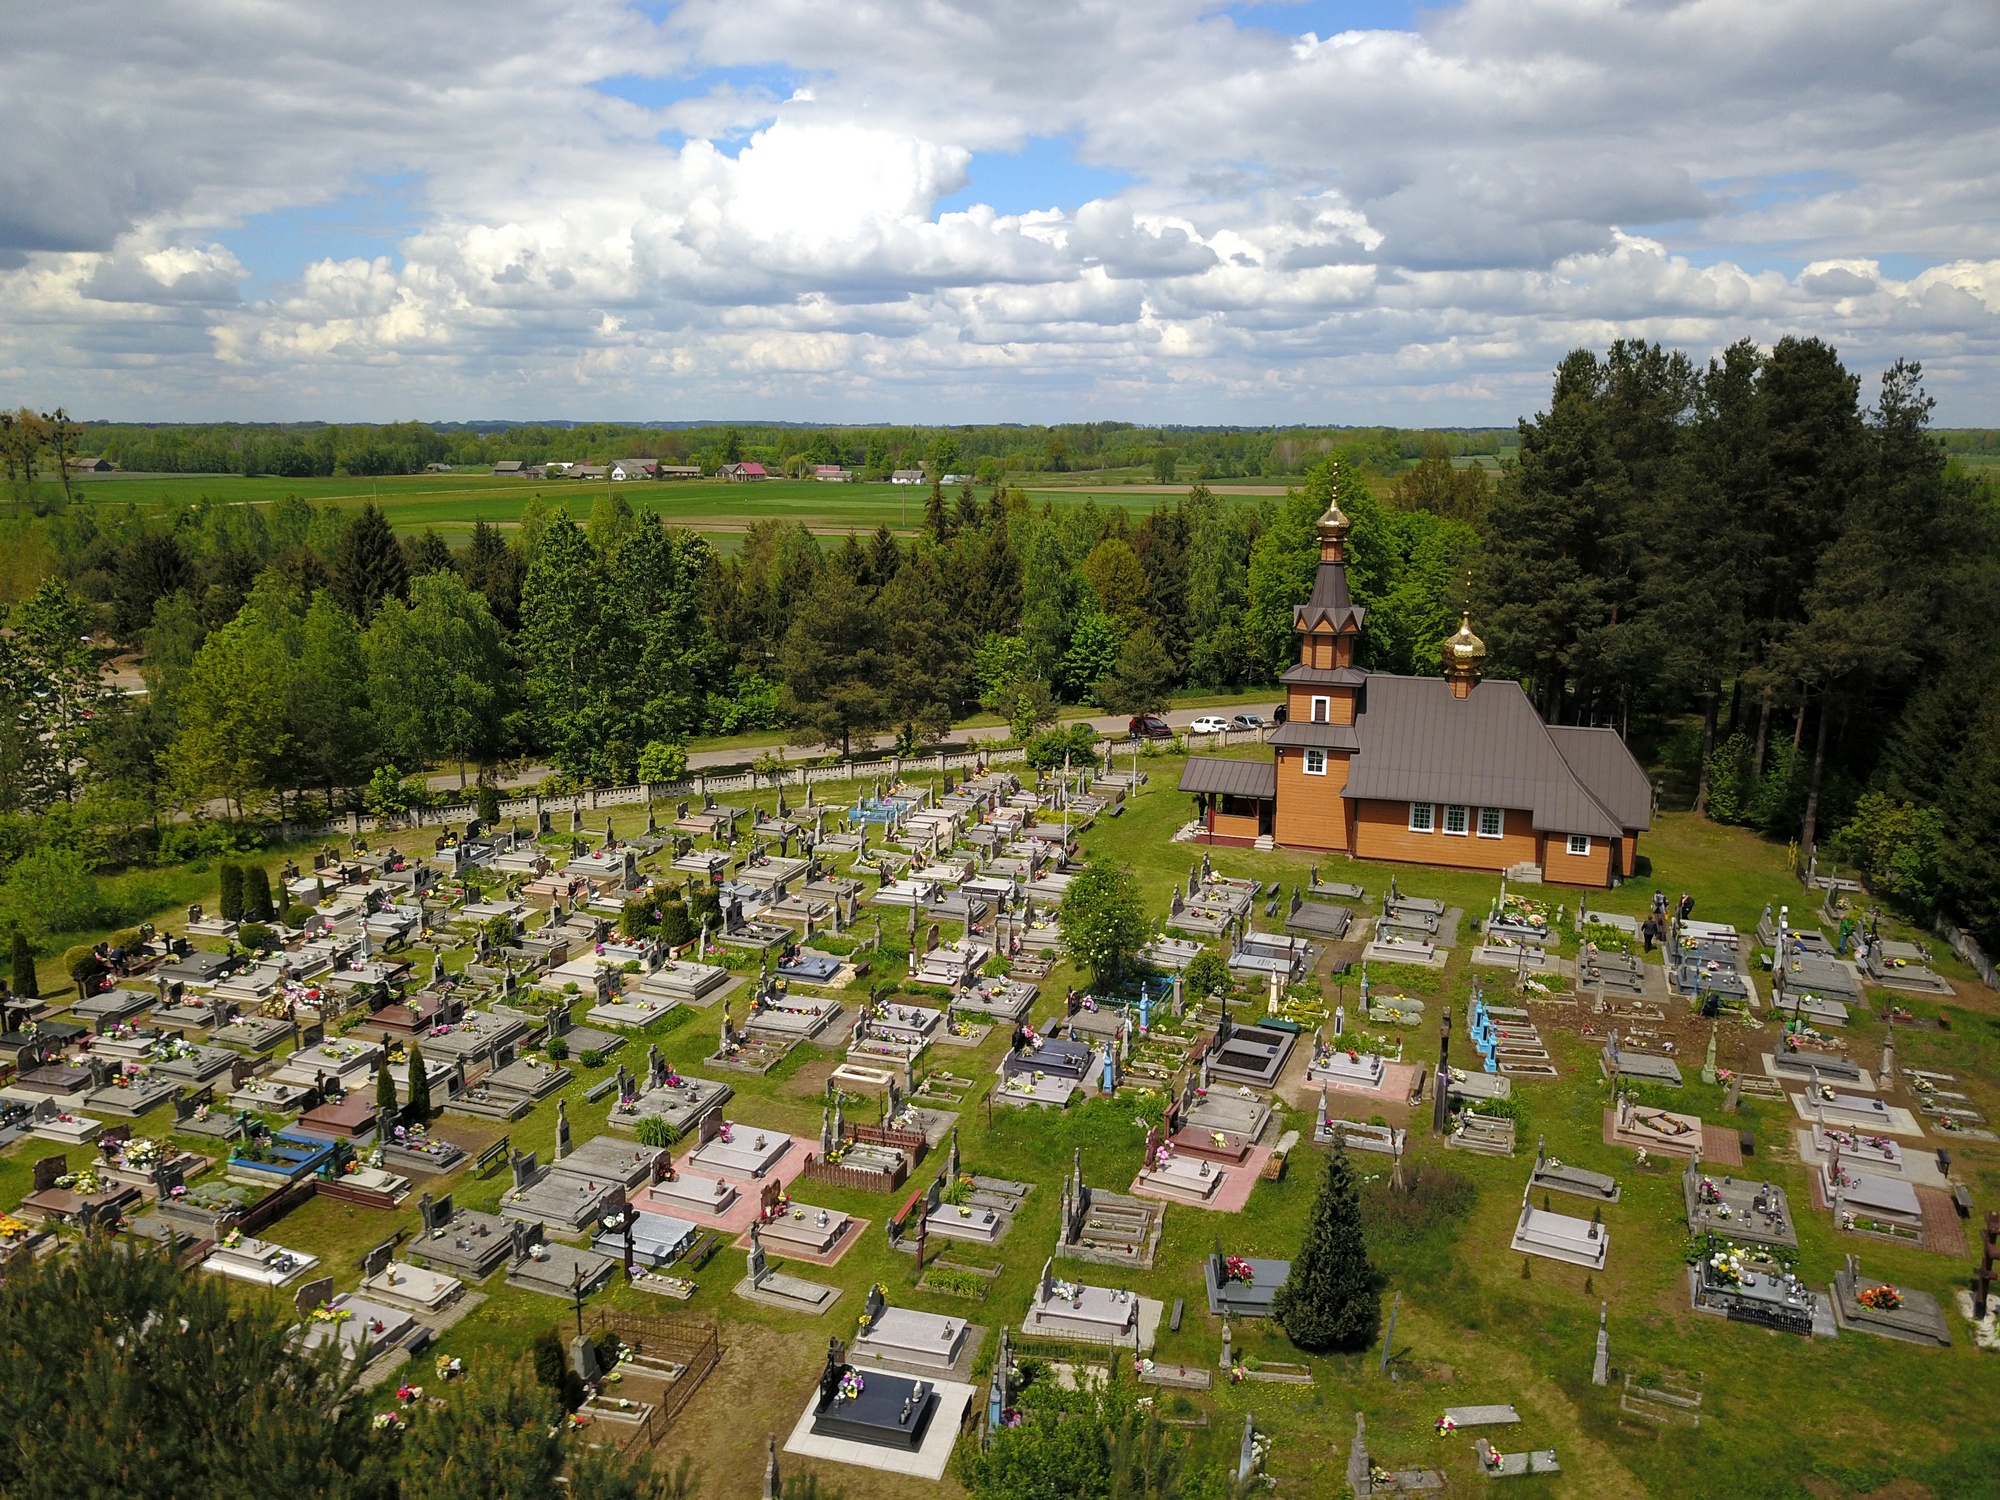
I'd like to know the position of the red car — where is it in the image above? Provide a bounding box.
[1128,714,1173,740]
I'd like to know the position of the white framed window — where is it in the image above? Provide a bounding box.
[1442,804,1469,836]
[1566,834,1592,857]
[1311,695,1330,724]
[1303,749,1327,776]
[1408,802,1435,833]
[1477,807,1504,839]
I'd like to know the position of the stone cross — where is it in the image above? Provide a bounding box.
[555,1099,572,1160]
[1219,1313,1233,1370]
[747,1220,769,1285]
[647,1044,665,1093]
[1592,1301,1610,1385]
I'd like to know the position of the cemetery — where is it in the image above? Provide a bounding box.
[4,748,1997,1498]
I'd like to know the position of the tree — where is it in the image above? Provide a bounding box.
[1058,860,1148,987]
[396,1355,566,1500]
[0,1241,386,1500]
[1059,612,1124,700]
[331,502,410,624]
[406,528,456,578]
[218,862,245,923]
[365,571,513,786]
[1151,446,1178,484]
[1092,624,1176,716]
[1182,947,1230,1000]
[243,865,276,923]
[11,929,37,998]
[1272,1135,1380,1352]
[777,568,890,757]
[1080,539,1150,634]
[288,592,375,806]
[519,512,642,784]
[10,579,109,807]
[1394,436,1490,524]
[376,1058,400,1121]
[163,612,293,817]
[114,531,194,637]
[406,1041,432,1119]
[637,741,688,783]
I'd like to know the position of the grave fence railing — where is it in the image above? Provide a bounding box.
[587,1309,722,1433]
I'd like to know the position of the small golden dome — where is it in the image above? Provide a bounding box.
[1442,611,1487,675]
[1316,498,1351,542]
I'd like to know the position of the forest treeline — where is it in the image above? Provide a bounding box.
[38,419,1520,483]
[3,337,1999,955]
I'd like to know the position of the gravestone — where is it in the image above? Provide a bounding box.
[555,1099,572,1161]
[569,1333,603,1383]
[747,1220,769,1286]
[363,1240,396,1279]
[511,1150,539,1191]
[293,1276,336,1320]
[1592,1302,1610,1385]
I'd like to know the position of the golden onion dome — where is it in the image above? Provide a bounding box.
[1442,611,1487,675]
[1316,498,1352,542]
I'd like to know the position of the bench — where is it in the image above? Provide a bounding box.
[473,1136,512,1176]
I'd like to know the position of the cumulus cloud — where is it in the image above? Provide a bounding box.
[0,0,1998,419]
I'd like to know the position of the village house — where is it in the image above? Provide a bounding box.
[1178,499,1651,887]
[889,468,926,484]
[610,459,657,480]
[718,461,770,481]
[812,464,849,482]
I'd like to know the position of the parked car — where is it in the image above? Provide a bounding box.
[1128,713,1174,740]
[1229,712,1266,731]
[1188,715,1230,735]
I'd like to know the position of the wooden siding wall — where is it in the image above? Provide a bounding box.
[1541,833,1613,887]
[1211,811,1262,841]
[1273,748,1351,851]
[1351,801,1539,874]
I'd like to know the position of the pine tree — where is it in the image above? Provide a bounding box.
[331,502,410,625]
[11,930,37,999]
[406,1042,432,1119]
[396,1354,565,1500]
[218,863,245,923]
[243,865,275,923]
[376,1059,399,1122]
[0,1240,381,1499]
[1273,1134,1381,1352]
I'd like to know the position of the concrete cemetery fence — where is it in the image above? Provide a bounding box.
[1932,916,2000,992]
[268,745,1041,842]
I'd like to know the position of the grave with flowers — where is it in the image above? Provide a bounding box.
[15,1152,143,1226]
[850,1282,979,1376]
[405,1191,514,1279]
[199,1227,320,1287]
[294,1278,427,1373]
[780,1332,975,1481]
[1202,1236,1287,1318]
[1829,1255,1952,1345]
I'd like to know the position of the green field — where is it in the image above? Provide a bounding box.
[39,470,1292,546]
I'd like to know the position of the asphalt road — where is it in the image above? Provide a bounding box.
[426,701,1282,793]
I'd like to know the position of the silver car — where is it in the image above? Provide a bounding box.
[1229,712,1266,731]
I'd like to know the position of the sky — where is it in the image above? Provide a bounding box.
[1,0,1997,426]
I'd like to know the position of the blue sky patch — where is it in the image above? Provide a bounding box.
[1213,0,1424,38]
[592,64,799,112]
[934,137,1136,218]
[221,174,424,293]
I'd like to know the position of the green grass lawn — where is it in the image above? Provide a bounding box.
[12,758,2000,1498]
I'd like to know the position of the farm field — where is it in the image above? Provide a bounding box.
[35,470,1290,544]
[9,756,2000,1498]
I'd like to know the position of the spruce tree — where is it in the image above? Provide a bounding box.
[331,502,411,625]
[11,930,37,999]
[1273,1133,1381,1352]
[376,1059,399,1123]
[243,865,275,923]
[406,1042,432,1120]
[217,863,245,923]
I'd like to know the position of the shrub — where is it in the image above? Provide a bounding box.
[283,904,318,930]
[10,930,37,998]
[476,783,502,825]
[238,923,275,953]
[632,1116,679,1148]
[1182,947,1231,1000]
[637,741,689,783]
[241,866,275,923]
[579,1049,606,1069]
[217,863,245,923]
[545,1036,569,1062]
[657,901,693,948]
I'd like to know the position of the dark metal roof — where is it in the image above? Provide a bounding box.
[1280,664,1370,687]
[1178,757,1278,799]
[1340,675,1629,839]
[1547,726,1654,832]
[1269,722,1361,750]
[1293,556,1366,633]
